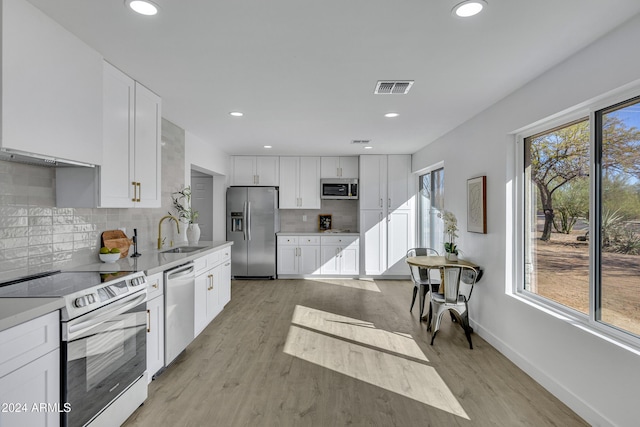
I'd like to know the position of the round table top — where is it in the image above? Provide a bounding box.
[405,256,479,270]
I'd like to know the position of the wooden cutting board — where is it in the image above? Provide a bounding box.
[101,230,132,258]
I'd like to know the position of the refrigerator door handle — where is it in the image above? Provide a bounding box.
[247,201,252,241]
[242,202,248,240]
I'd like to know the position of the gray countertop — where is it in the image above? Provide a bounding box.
[0,240,233,332]
[277,232,359,236]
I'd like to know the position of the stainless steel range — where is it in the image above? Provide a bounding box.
[0,270,148,427]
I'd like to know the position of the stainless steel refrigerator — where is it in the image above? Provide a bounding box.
[226,187,279,278]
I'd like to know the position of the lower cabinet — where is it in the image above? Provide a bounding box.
[194,249,231,338]
[0,311,60,427]
[146,272,164,383]
[277,234,359,277]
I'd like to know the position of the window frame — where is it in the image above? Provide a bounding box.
[513,84,640,351]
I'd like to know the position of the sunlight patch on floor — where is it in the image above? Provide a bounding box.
[292,305,427,361]
[284,325,469,420]
[309,279,381,292]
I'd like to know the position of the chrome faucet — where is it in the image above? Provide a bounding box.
[158,215,180,249]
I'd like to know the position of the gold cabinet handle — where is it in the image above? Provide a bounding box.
[136,182,142,202]
[132,182,137,202]
[152,282,158,289]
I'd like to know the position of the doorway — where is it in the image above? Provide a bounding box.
[191,171,213,241]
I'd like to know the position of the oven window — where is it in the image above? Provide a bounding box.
[323,183,348,196]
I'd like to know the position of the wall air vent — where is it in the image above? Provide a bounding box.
[351,140,371,144]
[374,80,414,95]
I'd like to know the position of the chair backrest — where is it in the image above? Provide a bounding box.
[407,248,439,283]
[439,266,477,303]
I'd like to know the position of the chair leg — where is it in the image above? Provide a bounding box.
[410,286,418,312]
[426,303,433,331]
[430,330,438,345]
[419,285,427,320]
[461,312,473,349]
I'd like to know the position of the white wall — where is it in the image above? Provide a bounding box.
[185,131,230,241]
[412,14,640,427]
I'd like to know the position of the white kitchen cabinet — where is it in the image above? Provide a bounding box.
[361,210,386,276]
[320,157,359,179]
[146,272,164,383]
[386,209,413,275]
[219,260,232,307]
[320,236,359,275]
[194,248,231,338]
[277,236,321,275]
[56,63,162,208]
[0,311,60,427]
[1,0,102,166]
[360,155,412,210]
[279,157,321,209]
[231,156,279,186]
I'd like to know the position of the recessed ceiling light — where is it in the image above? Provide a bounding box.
[452,0,487,18]
[126,0,159,16]
[364,146,373,150]
[384,112,399,118]
[229,111,244,117]
[264,145,272,149]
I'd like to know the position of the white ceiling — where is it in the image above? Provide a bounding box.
[26,0,640,156]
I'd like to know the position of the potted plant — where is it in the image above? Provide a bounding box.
[440,210,459,261]
[171,186,200,244]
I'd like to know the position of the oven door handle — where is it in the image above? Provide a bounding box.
[63,291,147,341]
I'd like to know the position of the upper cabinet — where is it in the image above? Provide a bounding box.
[56,63,161,208]
[230,156,279,186]
[101,63,161,208]
[360,155,412,210]
[320,157,358,179]
[279,157,321,209]
[1,0,103,165]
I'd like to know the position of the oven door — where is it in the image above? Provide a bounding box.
[61,291,147,427]
[322,183,349,198]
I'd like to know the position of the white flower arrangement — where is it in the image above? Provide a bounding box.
[439,210,459,255]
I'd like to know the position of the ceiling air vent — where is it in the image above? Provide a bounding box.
[351,140,371,145]
[374,80,414,95]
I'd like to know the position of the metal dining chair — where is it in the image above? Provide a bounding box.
[407,248,440,321]
[428,265,478,349]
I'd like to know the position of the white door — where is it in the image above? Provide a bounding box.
[386,209,413,275]
[298,157,321,209]
[278,157,299,208]
[359,155,387,210]
[232,156,257,186]
[387,155,412,210]
[219,261,232,307]
[339,157,359,179]
[361,209,386,275]
[194,271,209,337]
[191,175,213,241]
[134,82,161,208]
[299,246,321,274]
[277,245,299,275]
[146,295,164,382]
[340,245,360,275]
[255,156,280,186]
[207,266,221,322]
[320,245,341,275]
[320,157,340,178]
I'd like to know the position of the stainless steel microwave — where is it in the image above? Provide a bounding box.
[320,178,358,200]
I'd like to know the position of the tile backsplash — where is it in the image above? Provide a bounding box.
[279,200,358,233]
[0,118,186,281]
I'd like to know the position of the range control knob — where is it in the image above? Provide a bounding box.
[74,294,96,308]
[131,277,146,287]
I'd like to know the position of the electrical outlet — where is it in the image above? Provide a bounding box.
[302,215,307,222]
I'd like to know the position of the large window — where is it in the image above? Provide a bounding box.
[523,95,640,339]
[418,167,444,252]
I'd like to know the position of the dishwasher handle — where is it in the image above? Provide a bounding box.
[165,263,195,280]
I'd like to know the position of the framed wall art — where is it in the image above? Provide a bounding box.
[318,214,332,231]
[467,176,487,234]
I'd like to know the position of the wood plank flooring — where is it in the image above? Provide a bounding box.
[123,278,587,426]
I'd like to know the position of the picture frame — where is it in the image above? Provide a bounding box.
[318,214,332,231]
[467,176,487,234]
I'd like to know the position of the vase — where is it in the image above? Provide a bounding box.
[445,252,458,262]
[177,219,189,243]
[187,223,201,245]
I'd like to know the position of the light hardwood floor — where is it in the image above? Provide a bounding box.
[124,278,587,426]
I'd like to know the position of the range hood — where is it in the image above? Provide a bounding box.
[0,148,95,168]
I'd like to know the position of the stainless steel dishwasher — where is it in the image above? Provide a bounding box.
[164,262,195,365]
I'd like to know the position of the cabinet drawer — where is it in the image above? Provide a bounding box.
[219,247,231,263]
[146,271,164,300]
[194,256,208,274]
[321,235,358,246]
[0,311,59,378]
[299,236,320,245]
[277,236,299,246]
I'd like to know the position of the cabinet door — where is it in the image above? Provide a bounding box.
[100,62,135,208]
[194,272,209,338]
[207,267,221,323]
[387,155,412,210]
[299,245,321,274]
[339,157,359,179]
[361,209,387,275]
[298,157,321,209]
[340,243,360,275]
[359,155,387,210]
[277,245,299,274]
[134,82,162,208]
[146,295,164,382]
[0,349,60,427]
[386,209,413,275]
[3,0,102,166]
[320,157,340,178]
[320,245,341,275]
[255,156,280,186]
[278,157,299,208]
[232,156,257,185]
[219,260,232,307]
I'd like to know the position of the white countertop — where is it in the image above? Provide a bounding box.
[0,240,233,332]
[277,232,359,236]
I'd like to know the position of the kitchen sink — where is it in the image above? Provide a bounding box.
[161,246,206,254]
